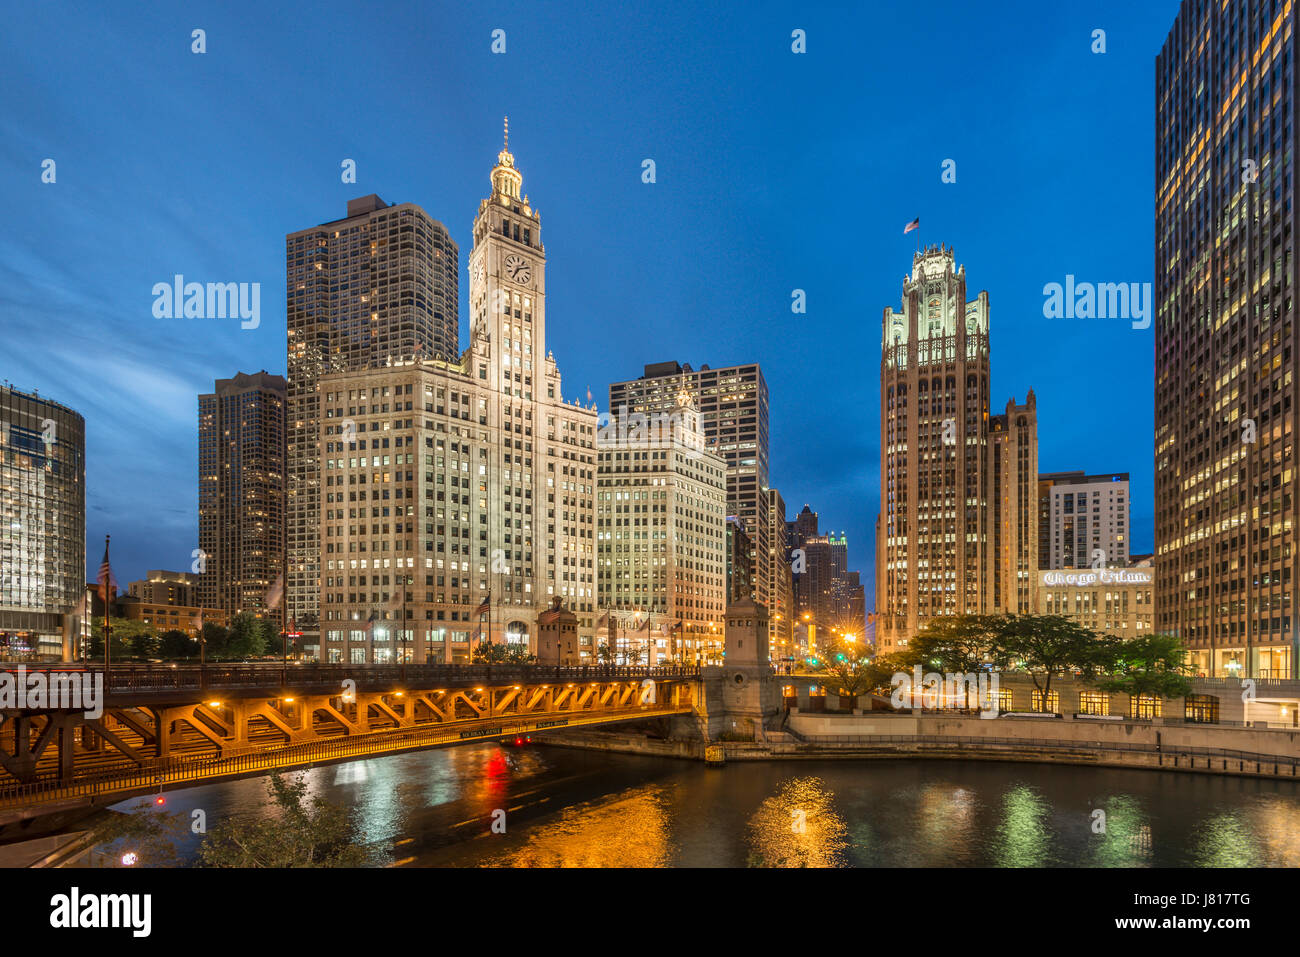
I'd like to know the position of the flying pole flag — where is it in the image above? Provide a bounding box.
[903,217,920,235]
[96,537,117,603]
[476,594,491,618]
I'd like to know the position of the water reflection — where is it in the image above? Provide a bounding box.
[94,748,1300,868]
[746,776,848,868]
[480,785,674,867]
[993,784,1052,867]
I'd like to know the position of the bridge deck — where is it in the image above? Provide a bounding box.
[0,703,691,812]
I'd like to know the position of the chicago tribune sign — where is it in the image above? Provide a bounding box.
[1043,569,1152,587]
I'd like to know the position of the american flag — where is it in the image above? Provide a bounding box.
[476,594,490,617]
[96,537,117,603]
[903,217,920,234]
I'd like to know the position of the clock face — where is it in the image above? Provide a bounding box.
[504,254,531,284]
[473,260,485,284]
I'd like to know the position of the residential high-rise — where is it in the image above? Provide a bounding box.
[0,385,85,659]
[766,487,793,657]
[1155,0,1296,678]
[596,396,728,664]
[609,361,770,611]
[726,516,754,604]
[1037,471,1129,570]
[875,245,1036,652]
[198,371,286,626]
[317,126,597,664]
[286,195,459,650]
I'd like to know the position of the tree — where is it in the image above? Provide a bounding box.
[862,652,911,694]
[89,618,155,661]
[198,771,365,867]
[158,629,197,660]
[472,640,535,665]
[253,617,278,656]
[200,622,228,659]
[1096,633,1193,704]
[902,615,999,709]
[88,800,184,867]
[596,642,612,665]
[988,614,1107,712]
[225,613,266,659]
[810,637,875,705]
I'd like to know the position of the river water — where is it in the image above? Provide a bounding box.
[106,744,1300,867]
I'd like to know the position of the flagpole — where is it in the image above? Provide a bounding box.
[102,535,111,680]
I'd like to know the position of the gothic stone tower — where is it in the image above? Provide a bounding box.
[876,245,993,653]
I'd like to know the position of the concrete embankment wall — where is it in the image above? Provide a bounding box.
[541,712,1300,780]
[540,729,702,760]
[788,712,1300,759]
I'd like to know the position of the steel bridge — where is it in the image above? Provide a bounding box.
[0,663,700,813]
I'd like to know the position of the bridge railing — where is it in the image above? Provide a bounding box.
[0,662,700,695]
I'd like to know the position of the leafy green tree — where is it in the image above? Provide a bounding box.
[1096,633,1193,703]
[200,622,228,658]
[89,618,154,661]
[810,637,875,705]
[199,771,366,867]
[253,617,278,656]
[596,642,612,664]
[157,629,197,660]
[130,632,158,659]
[902,615,999,708]
[88,800,184,867]
[225,612,266,659]
[263,618,291,656]
[472,640,536,665]
[988,614,1107,712]
[862,652,912,694]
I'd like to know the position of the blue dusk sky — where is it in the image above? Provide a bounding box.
[0,0,1182,603]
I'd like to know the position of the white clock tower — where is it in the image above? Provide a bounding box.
[469,117,545,391]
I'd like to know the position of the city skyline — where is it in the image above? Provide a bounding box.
[2,0,1179,601]
[9,0,1300,897]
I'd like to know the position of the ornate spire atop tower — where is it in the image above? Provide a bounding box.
[491,116,522,199]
